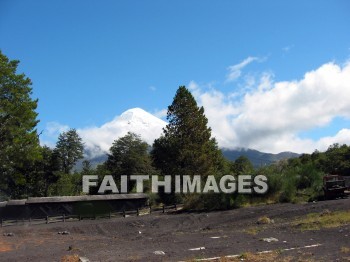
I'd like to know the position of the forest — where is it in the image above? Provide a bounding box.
[1,51,349,210]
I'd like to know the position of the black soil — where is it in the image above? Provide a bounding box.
[0,198,349,261]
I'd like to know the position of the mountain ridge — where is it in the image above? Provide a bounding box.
[78,147,299,171]
[221,148,299,167]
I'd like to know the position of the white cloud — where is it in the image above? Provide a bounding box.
[282,45,294,53]
[226,56,268,82]
[149,86,156,91]
[39,139,56,148]
[45,122,69,137]
[40,122,69,147]
[194,87,239,146]
[153,108,167,119]
[316,129,350,149]
[192,61,350,153]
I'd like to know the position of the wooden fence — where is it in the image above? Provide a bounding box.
[0,204,182,227]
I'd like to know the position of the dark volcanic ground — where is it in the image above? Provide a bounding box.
[0,198,349,262]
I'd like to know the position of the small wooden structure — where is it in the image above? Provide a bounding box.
[0,194,148,220]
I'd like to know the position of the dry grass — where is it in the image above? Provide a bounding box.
[61,254,80,262]
[257,216,274,225]
[244,216,274,235]
[293,210,350,231]
[127,255,142,261]
[341,246,350,254]
[244,226,260,235]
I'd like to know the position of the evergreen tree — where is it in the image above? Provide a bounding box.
[81,160,93,176]
[231,156,254,176]
[55,128,84,174]
[106,132,155,192]
[0,51,41,199]
[152,86,223,204]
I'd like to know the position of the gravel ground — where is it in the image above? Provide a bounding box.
[0,198,349,262]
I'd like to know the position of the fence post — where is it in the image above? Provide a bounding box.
[162,205,165,213]
[149,206,152,214]
[63,214,65,223]
[46,216,49,224]
[137,208,139,216]
[174,203,177,210]
[123,209,126,218]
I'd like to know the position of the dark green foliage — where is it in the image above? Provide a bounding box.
[81,160,93,176]
[231,156,254,176]
[232,145,350,205]
[279,169,298,203]
[258,165,283,196]
[0,51,41,199]
[296,163,322,189]
[55,128,84,174]
[152,86,227,206]
[161,86,217,178]
[29,146,61,197]
[49,173,75,196]
[322,143,350,176]
[106,132,156,192]
[70,172,83,195]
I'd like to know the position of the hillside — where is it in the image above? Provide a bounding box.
[222,148,299,167]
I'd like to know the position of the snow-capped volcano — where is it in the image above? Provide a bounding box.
[119,108,166,127]
[78,108,167,158]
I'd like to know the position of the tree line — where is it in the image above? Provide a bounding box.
[1,51,349,210]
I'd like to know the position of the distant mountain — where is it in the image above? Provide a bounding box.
[74,147,299,172]
[80,108,166,158]
[74,107,299,171]
[222,148,300,167]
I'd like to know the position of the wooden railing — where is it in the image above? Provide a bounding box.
[0,204,183,227]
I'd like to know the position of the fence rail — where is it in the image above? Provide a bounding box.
[0,204,182,228]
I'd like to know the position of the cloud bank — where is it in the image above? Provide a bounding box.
[192,61,350,153]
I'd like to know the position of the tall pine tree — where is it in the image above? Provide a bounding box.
[152,86,224,204]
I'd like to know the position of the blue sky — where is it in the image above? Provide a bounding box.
[1,0,350,153]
